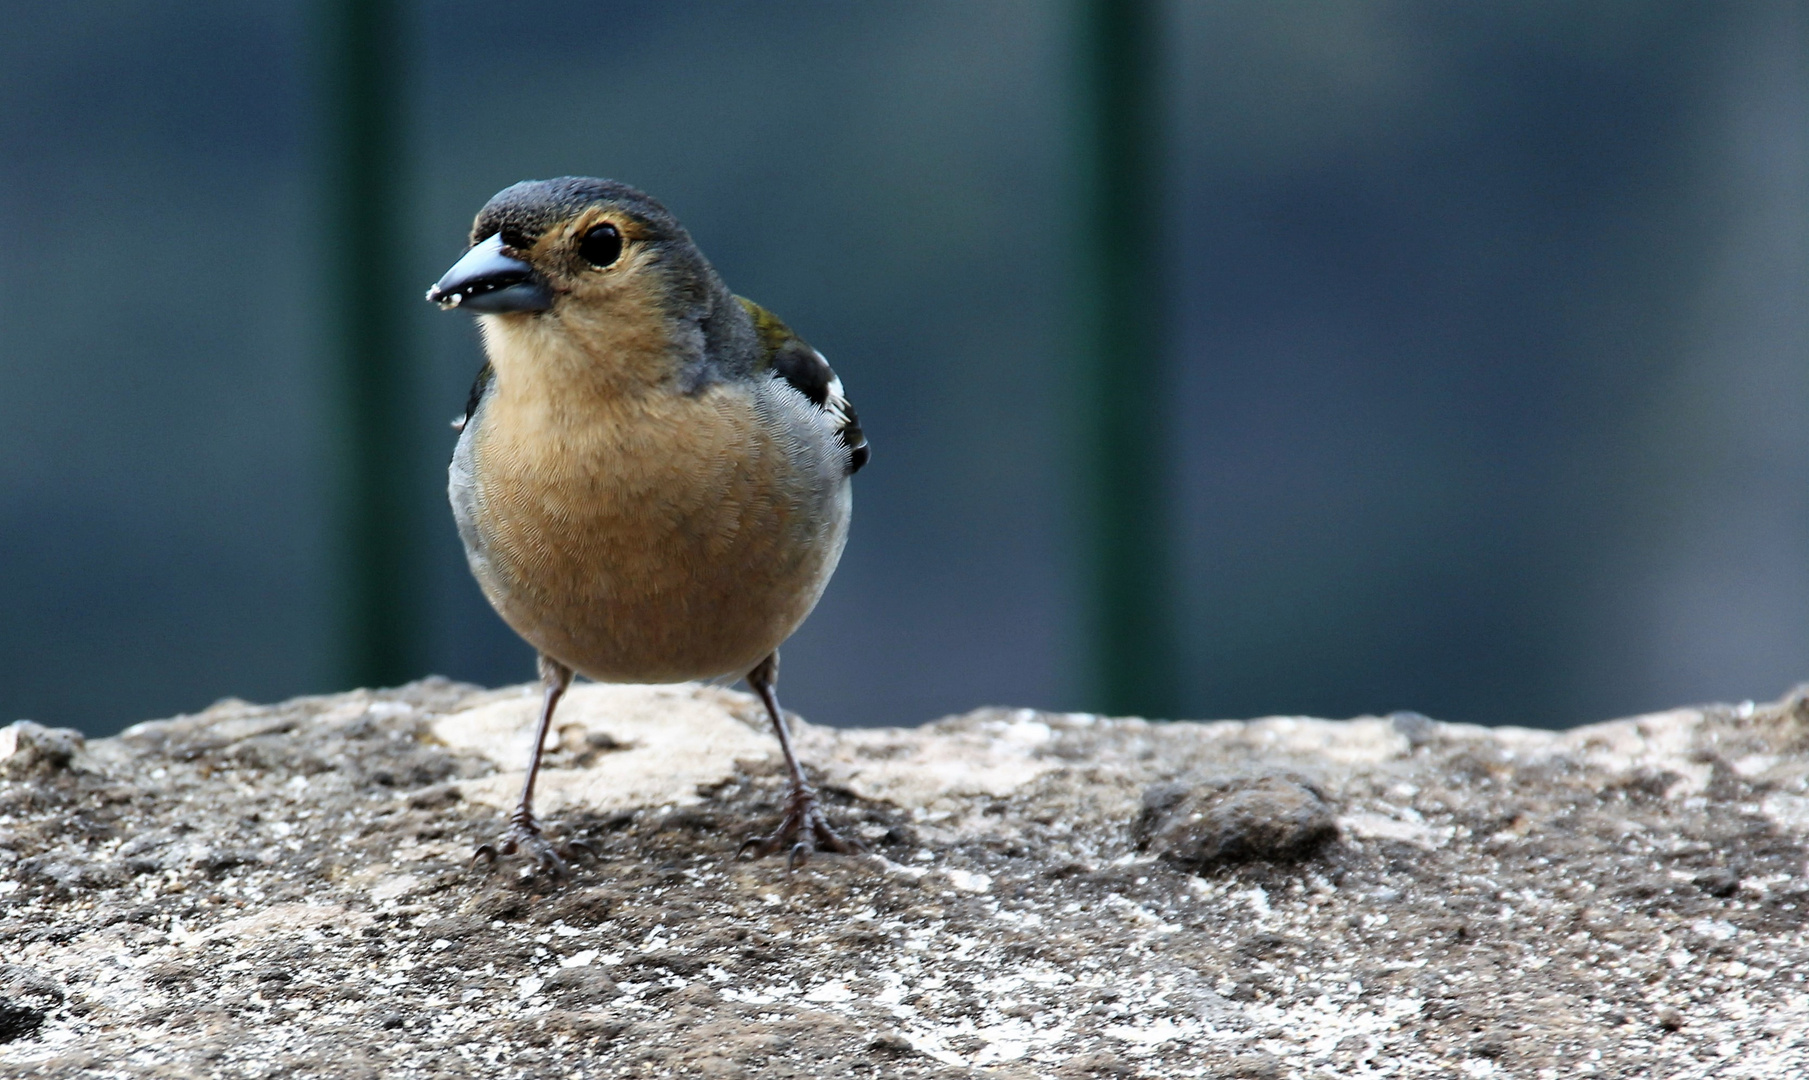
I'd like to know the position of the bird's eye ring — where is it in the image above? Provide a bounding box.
[579,223,623,268]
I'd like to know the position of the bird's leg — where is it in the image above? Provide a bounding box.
[737,652,860,868]
[474,655,586,875]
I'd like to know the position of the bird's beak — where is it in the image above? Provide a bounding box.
[425,234,554,314]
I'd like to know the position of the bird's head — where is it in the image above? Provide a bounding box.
[427,178,733,384]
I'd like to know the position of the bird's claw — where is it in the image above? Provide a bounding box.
[738,786,861,869]
[472,814,587,877]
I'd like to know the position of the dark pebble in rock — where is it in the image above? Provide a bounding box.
[540,966,621,1005]
[407,784,462,811]
[866,1033,916,1057]
[1693,870,1740,898]
[0,968,59,1045]
[0,1003,46,1044]
[1136,773,1337,870]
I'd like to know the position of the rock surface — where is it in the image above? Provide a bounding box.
[2,680,1808,1078]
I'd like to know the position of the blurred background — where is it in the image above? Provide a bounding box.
[2,1,1805,737]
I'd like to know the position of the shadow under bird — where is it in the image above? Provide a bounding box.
[426,177,869,871]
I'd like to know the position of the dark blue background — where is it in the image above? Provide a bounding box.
[3,2,1804,734]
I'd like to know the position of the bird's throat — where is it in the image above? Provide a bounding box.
[477,298,683,410]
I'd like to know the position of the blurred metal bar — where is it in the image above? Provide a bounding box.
[320,0,417,689]
[1078,0,1177,718]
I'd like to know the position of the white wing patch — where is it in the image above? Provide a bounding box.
[820,357,855,431]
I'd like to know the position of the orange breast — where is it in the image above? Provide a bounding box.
[467,379,845,682]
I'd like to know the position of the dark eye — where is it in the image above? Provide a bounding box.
[578,223,622,268]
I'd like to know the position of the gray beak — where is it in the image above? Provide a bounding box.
[425,234,554,314]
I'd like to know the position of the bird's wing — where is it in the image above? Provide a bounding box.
[452,361,495,434]
[737,297,868,474]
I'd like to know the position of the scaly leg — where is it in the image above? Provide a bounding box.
[737,652,860,868]
[474,655,585,874]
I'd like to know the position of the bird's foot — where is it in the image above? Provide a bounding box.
[738,784,861,870]
[473,810,591,877]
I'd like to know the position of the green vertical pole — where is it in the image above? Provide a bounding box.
[1077,0,1177,718]
[320,0,417,689]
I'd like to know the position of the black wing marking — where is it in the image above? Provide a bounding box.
[770,340,868,473]
[453,361,494,433]
[738,298,869,473]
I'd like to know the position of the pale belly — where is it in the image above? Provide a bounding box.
[450,381,851,683]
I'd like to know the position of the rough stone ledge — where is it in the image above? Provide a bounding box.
[2,680,1807,1078]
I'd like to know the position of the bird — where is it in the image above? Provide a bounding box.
[425,177,868,872]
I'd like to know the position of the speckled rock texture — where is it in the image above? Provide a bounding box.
[2,680,1808,1078]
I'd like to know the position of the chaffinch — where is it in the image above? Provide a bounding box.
[426,177,868,871]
